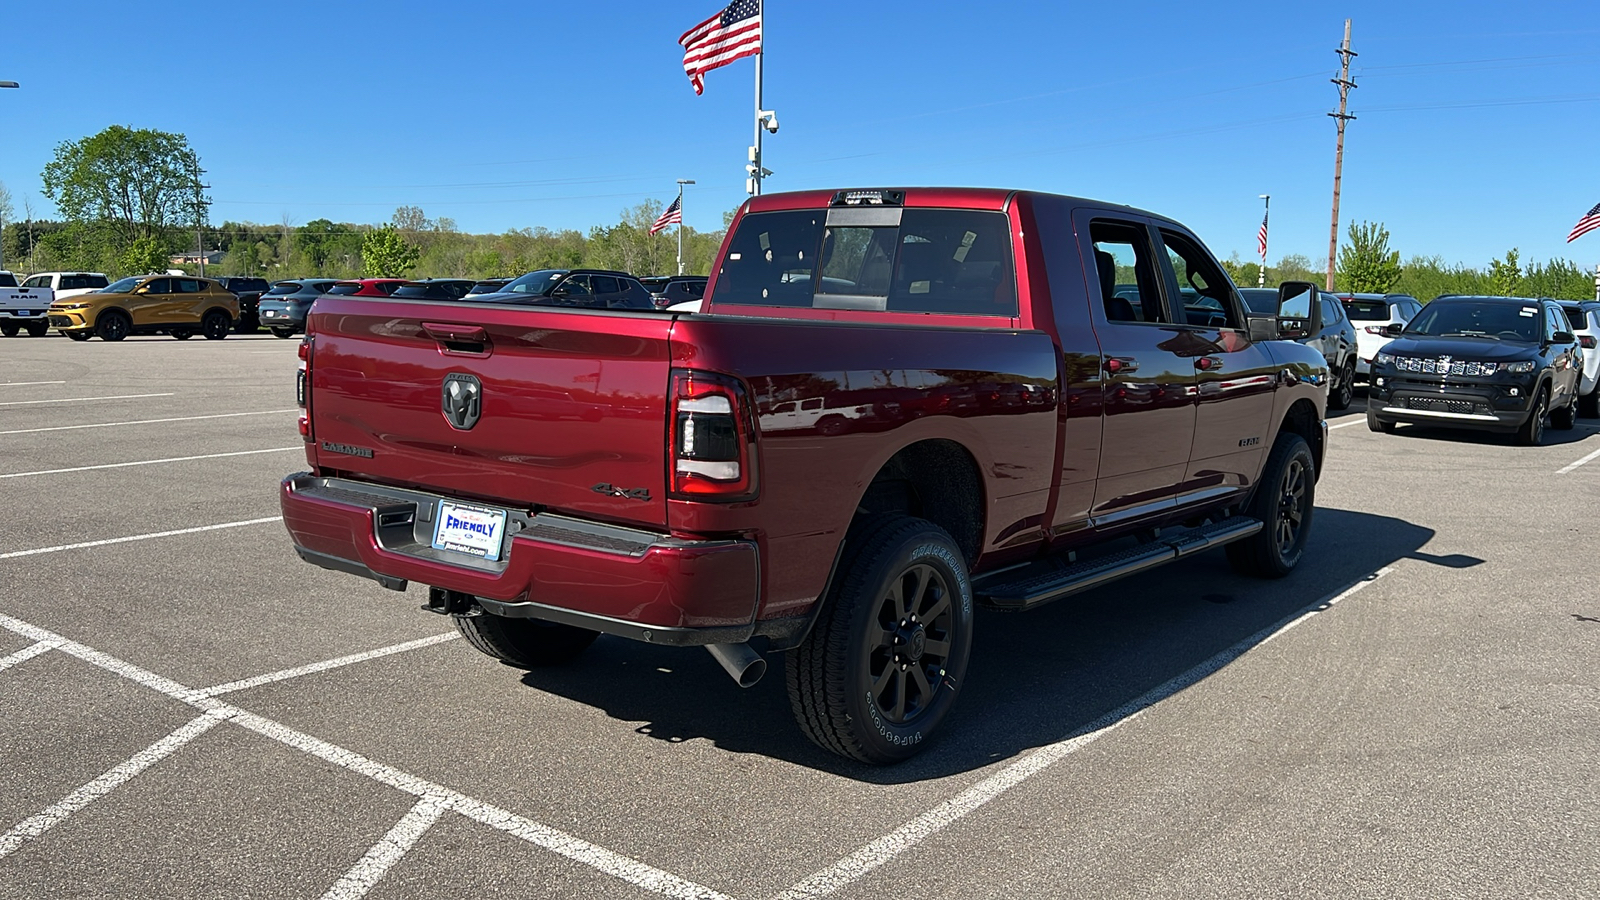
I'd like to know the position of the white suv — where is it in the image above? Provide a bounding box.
[1557,300,1600,417]
[21,272,110,301]
[1339,293,1422,381]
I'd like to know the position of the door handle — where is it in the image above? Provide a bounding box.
[1103,357,1139,374]
[1195,356,1224,371]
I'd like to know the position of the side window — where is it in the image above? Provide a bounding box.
[88,275,109,289]
[590,275,620,295]
[1159,230,1240,329]
[558,275,591,296]
[144,278,171,294]
[1088,219,1168,324]
[1320,296,1343,326]
[176,279,201,293]
[23,275,48,288]
[1543,305,1560,342]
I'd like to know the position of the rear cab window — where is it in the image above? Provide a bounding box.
[712,205,1017,318]
[1342,298,1391,321]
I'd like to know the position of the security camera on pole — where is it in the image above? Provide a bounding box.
[678,0,771,195]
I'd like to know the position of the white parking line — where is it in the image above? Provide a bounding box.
[0,640,56,673]
[0,712,227,859]
[775,566,1396,900]
[0,613,734,900]
[319,795,448,900]
[0,409,297,436]
[0,517,283,560]
[0,381,68,387]
[0,393,174,407]
[0,447,300,480]
[196,633,461,698]
[1329,419,1365,430]
[1556,446,1600,474]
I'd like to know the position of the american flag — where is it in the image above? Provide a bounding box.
[1256,210,1269,259]
[680,0,762,96]
[649,196,683,235]
[1567,200,1600,243]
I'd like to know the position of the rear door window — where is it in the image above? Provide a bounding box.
[1089,220,1169,324]
[714,207,1015,316]
[590,275,620,295]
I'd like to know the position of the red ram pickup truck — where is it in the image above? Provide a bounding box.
[281,188,1329,763]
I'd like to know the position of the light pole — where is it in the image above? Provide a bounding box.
[676,179,695,275]
[0,82,15,270]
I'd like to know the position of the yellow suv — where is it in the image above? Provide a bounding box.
[49,275,240,342]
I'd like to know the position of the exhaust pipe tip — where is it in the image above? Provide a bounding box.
[706,642,767,688]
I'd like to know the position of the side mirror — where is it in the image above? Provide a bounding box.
[134,285,149,294]
[1552,331,1575,345]
[1385,322,1405,337]
[1245,314,1277,343]
[1276,281,1321,340]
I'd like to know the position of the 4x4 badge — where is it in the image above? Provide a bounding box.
[442,374,482,430]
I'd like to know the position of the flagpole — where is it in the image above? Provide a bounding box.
[752,5,764,197]
[1258,194,1270,288]
[676,179,695,275]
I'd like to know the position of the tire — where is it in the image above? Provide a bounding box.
[786,514,975,764]
[201,310,231,340]
[25,321,49,337]
[65,331,91,342]
[235,314,260,334]
[170,328,193,340]
[1227,432,1315,579]
[453,613,598,668]
[0,323,16,338]
[1581,385,1600,419]
[95,311,130,342]
[1328,359,1355,411]
[1366,410,1395,433]
[271,328,295,339]
[1551,393,1577,430]
[1516,386,1549,446]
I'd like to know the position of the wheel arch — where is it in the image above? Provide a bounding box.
[1278,397,1324,477]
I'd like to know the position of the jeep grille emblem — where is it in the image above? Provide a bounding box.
[442,374,482,430]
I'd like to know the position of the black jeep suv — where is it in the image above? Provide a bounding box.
[217,276,271,332]
[1366,295,1583,445]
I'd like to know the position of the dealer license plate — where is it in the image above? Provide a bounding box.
[15,310,32,317]
[263,310,279,317]
[431,501,507,561]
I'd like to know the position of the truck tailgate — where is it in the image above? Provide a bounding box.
[306,297,672,528]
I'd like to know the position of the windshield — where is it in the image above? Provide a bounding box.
[1405,300,1540,342]
[101,276,145,293]
[501,270,566,295]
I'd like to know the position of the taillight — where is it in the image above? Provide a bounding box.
[1364,326,1390,335]
[1581,335,1597,350]
[669,369,756,501]
[297,337,313,442]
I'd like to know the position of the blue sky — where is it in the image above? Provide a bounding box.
[3,0,1598,269]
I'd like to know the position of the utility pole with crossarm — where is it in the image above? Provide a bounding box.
[1326,20,1357,292]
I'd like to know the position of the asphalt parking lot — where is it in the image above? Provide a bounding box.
[2,333,1597,900]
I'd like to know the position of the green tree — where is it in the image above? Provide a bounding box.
[41,125,208,250]
[1523,258,1594,300]
[295,218,341,271]
[1488,248,1523,297]
[361,226,419,277]
[1336,221,1402,293]
[119,235,169,275]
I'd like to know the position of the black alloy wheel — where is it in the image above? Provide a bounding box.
[787,514,974,764]
[25,321,49,337]
[1227,431,1315,579]
[201,311,231,340]
[0,323,17,337]
[95,312,130,342]
[1517,386,1549,446]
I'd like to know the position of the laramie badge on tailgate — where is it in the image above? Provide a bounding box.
[320,441,374,458]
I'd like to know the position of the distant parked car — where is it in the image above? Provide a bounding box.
[463,278,512,298]
[390,279,477,301]
[478,268,654,310]
[325,278,408,298]
[47,275,238,342]
[1555,299,1600,417]
[1241,288,1360,410]
[20,272,110,301]
[215,276,271,332]
[0,270,55,336]
[638,275,709,309]
[1367,295,1582,444]
[257,279,339,338]
[1336,292,1423,382]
